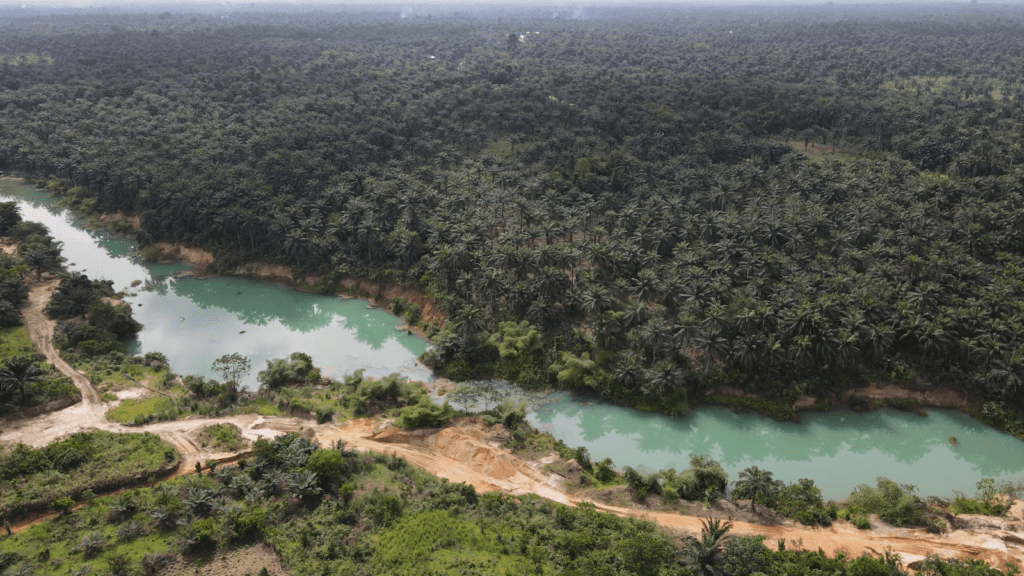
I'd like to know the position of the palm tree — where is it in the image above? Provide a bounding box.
[0,300,21,327]
[734,466,780,513]
[450,304,487,346]
[0,355,47,404]
[684,517,733,576]
[19,246,56,281]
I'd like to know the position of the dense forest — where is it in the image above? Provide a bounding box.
[3,4,1024,430]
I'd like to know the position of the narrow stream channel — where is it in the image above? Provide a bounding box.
[3,179,1023,500]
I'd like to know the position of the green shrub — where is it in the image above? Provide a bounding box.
[181,517,219,553]
[196,423,246,452]
[662,484,679,503]
[673,455,728,502]
[847,477,923,526]
[306,450,347,491]
[594,458,616,483]
[776,479,832,527]
[396,400,454,429]
[257,352,321,390]
[852,515,871,529]
[315,408,334,424]
[345,371,430,416]
[848,395,872,411]
[231,506,268,542]
[49,495,75,515]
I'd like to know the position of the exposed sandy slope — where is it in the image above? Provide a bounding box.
[4,278,1024,570]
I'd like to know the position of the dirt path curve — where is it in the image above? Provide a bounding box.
[22,280,102,405]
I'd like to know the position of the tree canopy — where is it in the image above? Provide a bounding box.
[3,4,1024,431]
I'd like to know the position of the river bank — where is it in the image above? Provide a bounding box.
[3,176,1023,502]
[4,176,995,421]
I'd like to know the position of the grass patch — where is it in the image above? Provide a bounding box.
[246,397,284,416]
[195,424,247,452]
[63,350,170,392]
[0,325,35,361]
[0,431,178,520]
[106,397,175,426]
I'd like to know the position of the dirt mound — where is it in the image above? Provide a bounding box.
[151,242,215,266]
[364,422,532,485]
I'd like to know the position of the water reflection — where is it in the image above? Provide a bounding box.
[528,391,1024,499]
[1,181,432,388]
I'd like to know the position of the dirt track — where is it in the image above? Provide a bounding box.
[3,279,1024,570]
[22,280,102,405]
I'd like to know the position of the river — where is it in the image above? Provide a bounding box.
[3,179,1023,500]
[0,180,432,389]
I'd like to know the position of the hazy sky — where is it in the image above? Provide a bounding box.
[0,0,1001,8]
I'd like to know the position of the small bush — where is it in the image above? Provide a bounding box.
[78,531,107,558]
[196,423,246,452]
[594,458,616,483]
[180,517,219,553]
[848,395,872,411]
[315,408,334,424]
[852,515,871,529]
[49,495,75,515]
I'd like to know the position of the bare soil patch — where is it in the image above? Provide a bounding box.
[150,242,216,266]
[842,384,976,412]
[163,544,289,576]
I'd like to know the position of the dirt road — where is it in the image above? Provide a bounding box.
[4,279,1024,570]
[22,280,102,405]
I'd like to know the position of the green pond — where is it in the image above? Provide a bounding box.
[0,180,433,389]
[4,179,1023,499]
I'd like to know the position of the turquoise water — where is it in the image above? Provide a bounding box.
[4,179,1023,499]
[529,391,1024,500]
[0,180,432,389]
